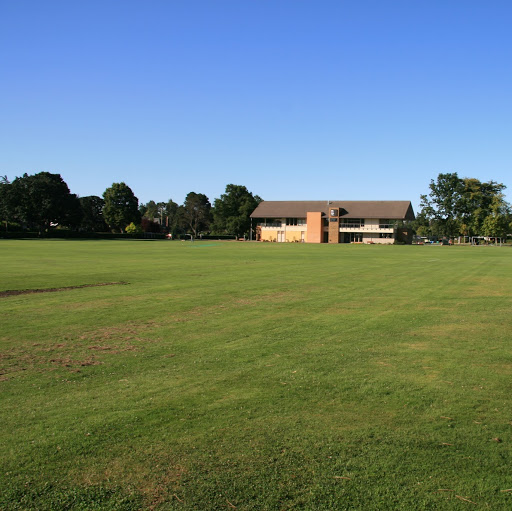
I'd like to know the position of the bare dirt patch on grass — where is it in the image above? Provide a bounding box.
[0,336,142,380]
[73,457,187,510]
[0,281,129,298]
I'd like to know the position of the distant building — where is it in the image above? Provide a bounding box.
[250,201,415,244]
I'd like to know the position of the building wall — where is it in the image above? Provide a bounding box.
[260,229,277,242]
[257,215,409,244]
[285,230,304,242]
[259,227,304,242]
[328,218,340,243]
[362,234,393,244]
[306,212,322,243]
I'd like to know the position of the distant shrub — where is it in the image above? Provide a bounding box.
[125,222,143,233]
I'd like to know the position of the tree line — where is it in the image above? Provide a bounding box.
[414,173,511,239]
[1,170,510,240]
[0,173,262,238]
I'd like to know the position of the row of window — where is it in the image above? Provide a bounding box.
[346,233,394,239]
[285,218,306,226]
[259,218,398,228]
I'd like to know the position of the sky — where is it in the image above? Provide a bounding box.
[1,0,511,213]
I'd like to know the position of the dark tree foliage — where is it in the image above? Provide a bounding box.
[212,184,262,238]
[179,192,211,236]
[103,182,140,233]
[165,199,179,233]
[0,176,10,230]
[141,217,161,233]
[140,199,180,234]
[79,196,108,232]
[4,172,81,233]
[140,200,158,219]
[417,173,510,238]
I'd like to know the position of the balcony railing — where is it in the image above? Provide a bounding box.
[257,222,282,228]
[339,226,394,232]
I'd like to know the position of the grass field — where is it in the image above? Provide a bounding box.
[1,239,512,510]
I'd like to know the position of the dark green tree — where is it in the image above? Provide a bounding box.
[79,196,108,232]
[103,182,140,233]
[459,178,506,236]
[5,172,81,234]
[163,199,179,234]
[418,173,465,237]
[0,175,10,231]
[418,173,508,238]
[179,192,211,236]
[481,194,511,238]
[212,184,262,238]
[140,199,180,233]
[140,200,158,220]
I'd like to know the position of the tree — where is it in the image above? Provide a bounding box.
[79,196,108,232]
[418,173,509,238]
[140,198,180,233]
[459,178,506,236]
[103,182,140,233]
[125,222,143,233]
[140,200,158,220]
[0,176,10,231]
[141,217,161,233]
[163,199,179,234]
[481,194,511,238]
[418,173,465,237]
[179,192,211,236]
[212,184,262,238]
[5,172,81,234]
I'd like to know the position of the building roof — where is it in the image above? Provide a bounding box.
[250,201,415,220]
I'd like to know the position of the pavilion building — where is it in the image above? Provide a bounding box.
[250,201,415,244]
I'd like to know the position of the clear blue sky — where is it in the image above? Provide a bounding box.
[1,0,511,212]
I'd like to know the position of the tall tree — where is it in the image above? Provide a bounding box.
[418,173,465,237]
[418,173,508,238]
[140,199,180,233]
[0,176,10,231]
[179,192,211,236]
[103,182,140,233]
[481,194,511,238]
[459,178,506,236]
[163,199,179,234]
[212,184,262,238]
[140,200,158,220]
[5,172,80,234]
[79,196,108,232]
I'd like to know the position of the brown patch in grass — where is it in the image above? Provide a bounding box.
[88,344,138,354]
[405,342,429,351]
[0,281,129,298]
[0,337,140,379]
[74,458,187,510]
[49,356,102,368]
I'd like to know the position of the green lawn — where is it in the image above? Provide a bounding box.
[1,240,511,510]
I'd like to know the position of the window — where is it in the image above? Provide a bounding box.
[340,218,365,228]
[379,219,396,229]
[286,218,306,226]
[379,233,393,238]
[259,219,282,227]
[330,208,338,217]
